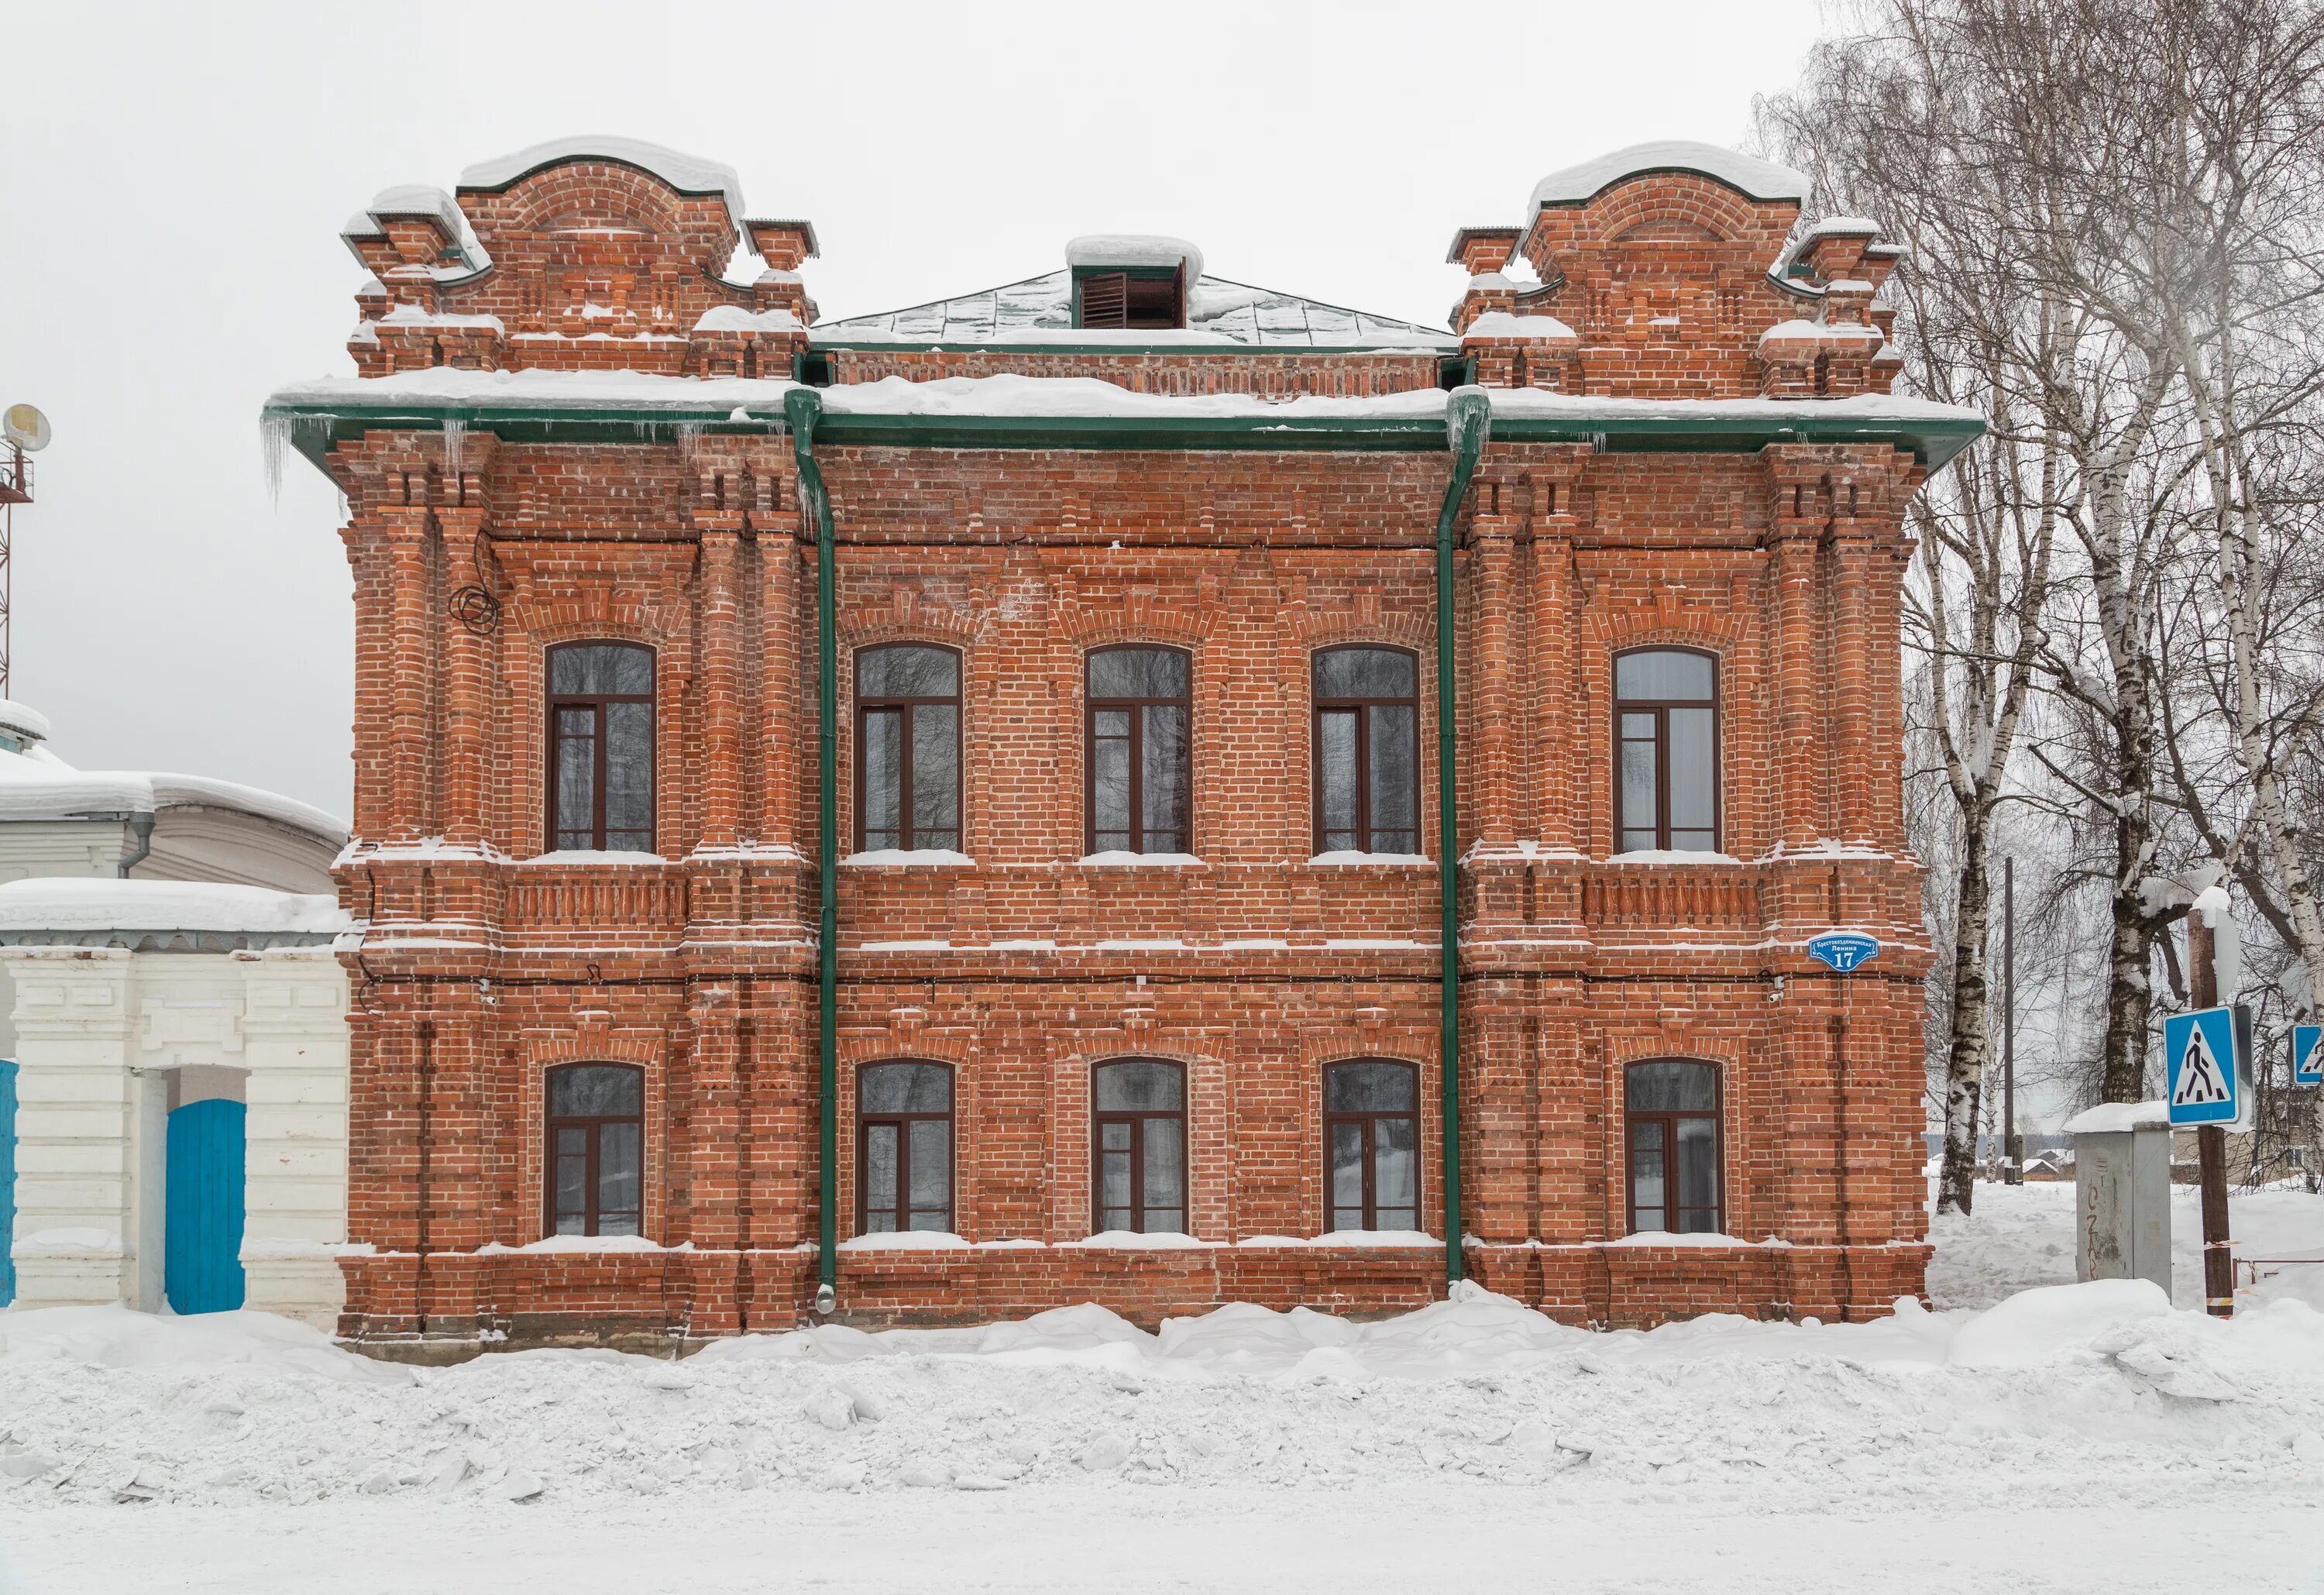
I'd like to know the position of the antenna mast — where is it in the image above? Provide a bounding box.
[0,403,56,700]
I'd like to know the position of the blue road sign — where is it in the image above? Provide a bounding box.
[2295,1023,2322,1088]
[1805,932,1881,973]
[2164,1005,2249,1129]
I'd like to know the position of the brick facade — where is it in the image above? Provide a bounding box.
[287,139,1954,1349]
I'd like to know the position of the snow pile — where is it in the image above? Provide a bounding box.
[5,1271,2322,1512]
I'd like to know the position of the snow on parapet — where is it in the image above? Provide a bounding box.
[1066,234,1205,283]
[362,184,466,239]
[0,878,351,938]
[457,136,748,224]
[1526,140,1810,218]
[340,184,493,279]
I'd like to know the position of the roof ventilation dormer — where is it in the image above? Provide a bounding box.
[1065,235,1202,330]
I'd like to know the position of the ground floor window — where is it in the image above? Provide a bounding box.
[1324,1059,1418,1232]
[547,1064,643,1236]
[1092,1058,1186,1234]
[1626,1058,1721,1234]
[859,1061,954,1233]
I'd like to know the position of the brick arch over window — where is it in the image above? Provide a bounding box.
[480,164,692,241]
[1573,179,1773,246]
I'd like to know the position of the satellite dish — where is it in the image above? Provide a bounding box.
[3,404,50,452]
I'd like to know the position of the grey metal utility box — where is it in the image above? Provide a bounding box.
[2072,1121,2174,1300]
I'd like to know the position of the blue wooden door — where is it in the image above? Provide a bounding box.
[1,1060,16,1308]
[164,1098,245,1314]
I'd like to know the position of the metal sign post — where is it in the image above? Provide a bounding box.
[2176,911,2239,1318]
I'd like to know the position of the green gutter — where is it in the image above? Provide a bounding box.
[1438,386,1490,1288]
[261,401,1982,471]
[786,388,841,1316]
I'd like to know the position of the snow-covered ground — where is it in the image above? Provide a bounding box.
[2,1184,2320,1594]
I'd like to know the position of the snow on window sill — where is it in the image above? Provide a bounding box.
[1077,851,1205,867]
[476,1234,676,1254]
[1604,849,1741,865]
[1308,851,1433,867]
[519,850,670,866]
[839,1231,972,1251]
[1067,1230,1208,1250]
[843,848,975,867]
[1236,1230,1442,1249]
[1600,1230,1793,1250]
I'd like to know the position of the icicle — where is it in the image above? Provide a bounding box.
[675,420,705,458]
[260,412,292,507]
[442,417,465,482]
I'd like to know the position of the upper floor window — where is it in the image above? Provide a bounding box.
[1092,1059,1186,1235]
[1625,1059,1722,1235]
[858,1061,954,1234]
[1087,647,1190,855]
[1614,648,1718,854]
[857,645,961,854]
[1324,1059,1419,1233]
[548,643,655,853]
[546,1064,644,1237]
[1314,648,1418,856]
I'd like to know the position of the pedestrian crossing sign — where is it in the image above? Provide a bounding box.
[2164,1005,2250,1130]
[2295,1023,2322,1088]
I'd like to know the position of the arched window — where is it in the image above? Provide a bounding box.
[1314,647,1418,855]
[1086,648,1191,855]
[858,1061,954,1233]
[1092,1059,1186,1234]
[546,1064,644,1236]
[548,643,655,852]
[856,645,961,853]
[1625,1059,1722,1235]
[1613,648,1718,854]
[1323,1060,1418,1232]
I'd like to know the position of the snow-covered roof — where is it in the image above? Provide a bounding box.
[0,713,346,844]
[458,136,747,225]
[266,364,1979,430]
[813,268,1452,350]
[1526,140,1810,221]
[364,184,466,239]
[0,878,350,950]
[0,698,53,745]
[1065,235,1205,282]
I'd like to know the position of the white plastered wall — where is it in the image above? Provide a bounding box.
[2,944,350,1328]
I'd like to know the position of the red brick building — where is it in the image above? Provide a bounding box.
[266,136,1976,1349]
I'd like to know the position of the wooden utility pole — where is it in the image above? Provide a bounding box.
[2186,909,2236,1318]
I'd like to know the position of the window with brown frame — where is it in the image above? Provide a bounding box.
[1087,647,1191,855]
[1092,1059,1186,1234]
[1614,648,1719,854]
[547,643,655,852]
[858,1061,954,1234]
[1625,1059,1722,1235]
[546,1064,644,1237]
[1323,1060,1419,1232]
[1313,647,1418,855]
[855,645,961,853]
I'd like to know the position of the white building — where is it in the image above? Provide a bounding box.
[0,700,352,1325]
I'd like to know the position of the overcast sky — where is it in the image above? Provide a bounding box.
[0,0,1824,816]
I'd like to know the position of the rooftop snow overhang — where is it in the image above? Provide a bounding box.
[263,377,1983,473]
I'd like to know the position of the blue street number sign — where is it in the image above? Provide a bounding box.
[1805,932,1881,973]
[2164,1005,2250,1130]
[2295,1023,2322,1088]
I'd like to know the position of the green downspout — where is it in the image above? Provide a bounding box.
[786,388,841,1315]
[1437,387,1490,1288]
